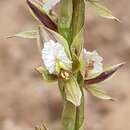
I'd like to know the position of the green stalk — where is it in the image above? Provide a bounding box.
[58,80,76,130]
[75,73,84,130]
[58,0,85,130]
[72,0,85,39]
[58,1,76,129]
[75,96,84,130]
[58,0,73,45]
[72,0,85,130]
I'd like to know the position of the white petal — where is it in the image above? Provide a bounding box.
[91,50,103,62]
[84,49,103,73]
[42,40,72,74]
[58,46,72,64]
[43,0,60,11]
[93,62,103,73]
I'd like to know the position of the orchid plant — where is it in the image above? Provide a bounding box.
[10,0,124,130]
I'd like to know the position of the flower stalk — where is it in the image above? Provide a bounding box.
[58,0,85,130]
[58,0,73,45]
[72,0,85,39]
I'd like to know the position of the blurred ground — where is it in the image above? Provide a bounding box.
[0,0,130,130]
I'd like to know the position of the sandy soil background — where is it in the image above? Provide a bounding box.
[0,0,130,130]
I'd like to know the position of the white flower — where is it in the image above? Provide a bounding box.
[84,49,103,74]
[42,40,72,74]
[43,0,60,11]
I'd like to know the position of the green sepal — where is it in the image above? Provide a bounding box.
[64,76,82,106]
[36,66,58,83]
[72,54,81,73]
[8,30,37,39]
[88,0,120,22]
[86,85,115,101]
[58,75,84,130]
[85,62,125,85]
[62,101,76,130]
[58,80,76,130]
[71,27,84,57]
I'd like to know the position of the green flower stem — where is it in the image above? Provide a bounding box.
[58,75,84,130]
[58,79,76,130]
[72,0,85,39]
[58,0,73,45]
[58,0,85,130]
[72,0,85,129]
[62,101,77,130]
[75,96,84,130]
[75,73,84,130]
